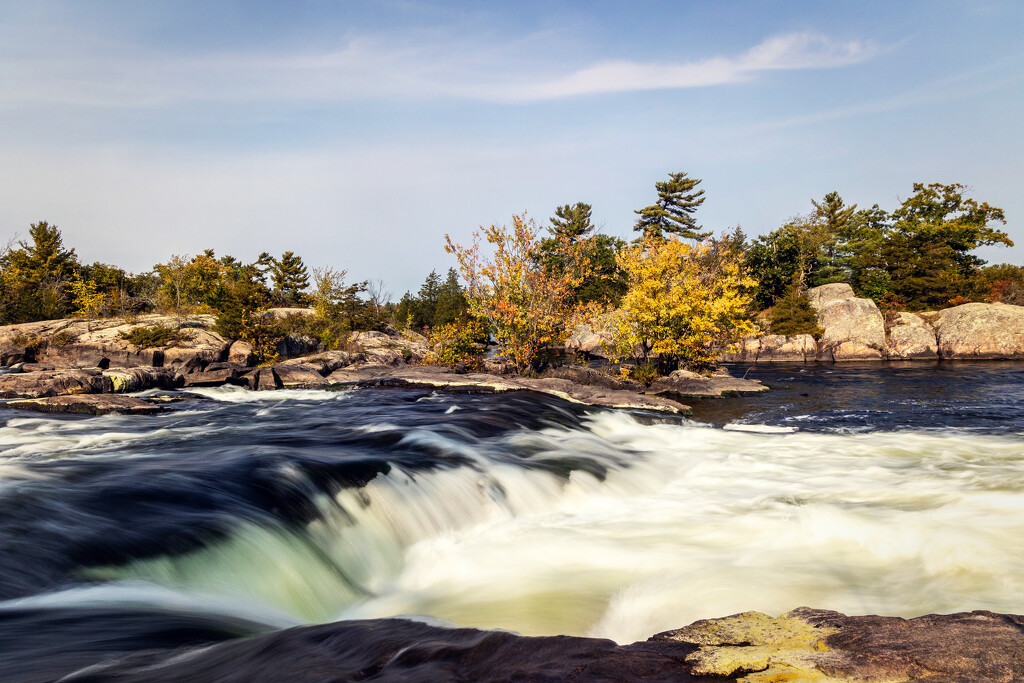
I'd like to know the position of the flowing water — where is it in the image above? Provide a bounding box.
[0,362,1022,678]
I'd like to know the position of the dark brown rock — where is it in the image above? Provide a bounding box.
[648,369,768,398]
[0,368,112,398]
[181,368,242,388]
[272,363,329,389]
[256,367,280,391]
[3,394,162,416]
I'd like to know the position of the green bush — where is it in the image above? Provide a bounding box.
[769,285,824,338]
[120,325,181,348]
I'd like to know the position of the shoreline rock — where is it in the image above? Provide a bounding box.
[63,607,1024,681]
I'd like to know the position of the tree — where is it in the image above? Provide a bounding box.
[0,221,80,322]
[538,202,627,306]
[811,191,857,284]
[634,172,709,240]
[550,202,594,241]
[445,213,596,374]
[610,236,755,373]
[769,282,823,337]
[271,251,310,305]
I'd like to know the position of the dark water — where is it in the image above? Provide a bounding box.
[692,361,1024,434]
[0,364,1021,680]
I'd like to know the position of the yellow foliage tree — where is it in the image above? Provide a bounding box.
[610,236,755,373]
[445,213,597,374]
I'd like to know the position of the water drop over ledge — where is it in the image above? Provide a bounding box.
[0,363,1022,678]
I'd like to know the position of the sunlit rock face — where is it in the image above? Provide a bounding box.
[806,285,885,362]
[886,312,939,359]
[935,302,1024,359]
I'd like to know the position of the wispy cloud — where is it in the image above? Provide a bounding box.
[489,33,878,102]
[0,30,877,109]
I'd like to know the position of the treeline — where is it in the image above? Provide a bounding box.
[2,173,1018,376]
[0,223,389,361]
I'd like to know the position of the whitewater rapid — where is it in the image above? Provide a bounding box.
[2,378,1021,646]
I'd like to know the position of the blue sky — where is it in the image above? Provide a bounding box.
[1,1,1022,296]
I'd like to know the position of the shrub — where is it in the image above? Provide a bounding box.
[51,330,78,346]
[120,325,180,348]
[426,320,486,371]
[769,285,823,337]
[628,361,660,386]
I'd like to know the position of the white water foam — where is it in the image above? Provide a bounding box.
[82,410,1024,644]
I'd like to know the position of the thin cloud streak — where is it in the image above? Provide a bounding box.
[0,31,878,109]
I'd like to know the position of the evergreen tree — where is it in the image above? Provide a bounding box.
[634,172,709,240]
[435,268,469,326]
[550,202,594,241]
[810,191,857,284]
[271,251,310,305]
[770,283,824,337]
[1,221,80,322]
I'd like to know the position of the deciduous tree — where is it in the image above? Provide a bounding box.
[445,213,596,374]
[610,236,754,373]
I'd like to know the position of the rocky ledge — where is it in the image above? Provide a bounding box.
[0,316,766,415]
[59,608,1024,681]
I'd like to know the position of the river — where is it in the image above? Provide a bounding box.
[0,362,1021,679]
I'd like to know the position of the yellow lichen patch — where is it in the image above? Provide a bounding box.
[663,610,847,682]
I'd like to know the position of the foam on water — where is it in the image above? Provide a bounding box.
[79,407,1024,643]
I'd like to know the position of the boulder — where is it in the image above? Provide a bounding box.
[102,367,183,393]
[756,334,818,362]
[540,366,644,392]
[227,340,256,366]
[648,369,768,398]
[350,330,429,365]
[565,323,613,359]
[935,302,1024,359]
[161,328,231,368]
[886,312,938,359]
[0,368,112,398]
[806,282,856,311]
[272,363,329,389]
[3,394,163,416]
[256,367,280,391]
[276,334,321,359]
[181,368,244,388]
[817,297,885,361]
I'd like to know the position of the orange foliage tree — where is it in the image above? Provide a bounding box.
[445,213,597,374]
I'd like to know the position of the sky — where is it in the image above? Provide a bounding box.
[1,0,1022,297]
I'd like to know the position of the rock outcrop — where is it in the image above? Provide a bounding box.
[4,394,163,416]
[654,607,1024,682]
[721,334,817,363]
[809,284,886,361]
[48,608,1024,682]
[886,312,939,359]
[935,302,1024,359]
[729,287,1024,362]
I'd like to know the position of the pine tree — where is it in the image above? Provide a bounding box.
[634,172,709,240]
[271,251,310,305]
[1,221,80,322]
[810,191,857,285]
[550,202,594,241]
[769,283,824,337]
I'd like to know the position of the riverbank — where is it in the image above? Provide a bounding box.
[0,313,767,415]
